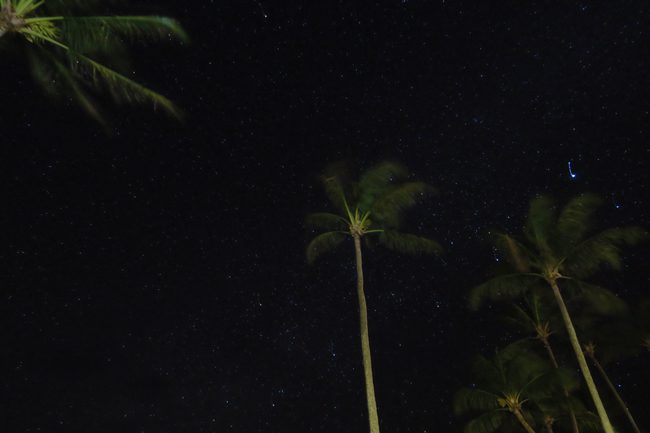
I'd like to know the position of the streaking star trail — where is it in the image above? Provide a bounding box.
[568,161,577,179]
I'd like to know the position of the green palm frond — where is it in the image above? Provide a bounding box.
[469,273,544,311]
[563,280,628,316]
[305,212,348,231]
[524,195,557,256]
[356,161,408,212]
[319,162,351,215]
[454,388,500,414]
[69,49,181,117]
[2,0,187,122]
[556,194,603,250]
[42,0,108,13]
[372,181,437,227]
[379,230,442,256]
[306,231,346,264]
[57,16,188,53]
[463,411,506,433]
[51,54,106,124]
[492,233,534,272]
[562,226,648,278]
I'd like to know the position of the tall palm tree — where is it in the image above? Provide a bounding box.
[0,0,187,123]
[469,194,647,433]
[454,345,591,433]
[306,161,442,433]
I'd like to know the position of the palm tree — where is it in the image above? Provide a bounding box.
[306,161,442,433]
[0,0,187,123]
[454,345,589,433]
[470,194,647,433]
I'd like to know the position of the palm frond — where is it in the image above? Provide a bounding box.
[319,162,351,215]
[57,16,188,53]
[52,55,106,124]
[463,411,505,433]
[27,47,107,124]
[371,181,436,227]
[524,195,557,255]
[556,194,603,249]
[492,233,533,272]
[379,230,442,256]
[305,212,348,231]
[454,388,500,414]
[42,0,111,13]
[19,23,182,119]
[562,280,628,316]
[306,231,346,264]
[356,161,408,212]
[562,226,648,278]
[469,273,544,311]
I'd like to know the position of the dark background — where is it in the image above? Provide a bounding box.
[2,1,650,432]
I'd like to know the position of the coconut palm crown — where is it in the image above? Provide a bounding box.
[469,193,647,433]
[306,161,442,263]
[470,194,646,310]
[0,0,188,123]
[454,344,593,433]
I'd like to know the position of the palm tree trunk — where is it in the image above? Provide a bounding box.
[512,408,537,433]
[549,280,615,433]
[541,338,580,433]
[586,352,642,433]
[353,234,380,433]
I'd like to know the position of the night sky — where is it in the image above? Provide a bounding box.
[3,1,650,433]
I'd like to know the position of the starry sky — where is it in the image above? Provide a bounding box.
[2,1,650,433]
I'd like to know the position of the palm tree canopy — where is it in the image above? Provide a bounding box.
[306,161,442,263]
[454,344,581,433]
[1,0,187,123]
[469,194,647,310]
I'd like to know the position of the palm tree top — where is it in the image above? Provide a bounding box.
[306,161,442,263]
[469,194,647,310]
[454,344,583,433]
[1,0,188,123]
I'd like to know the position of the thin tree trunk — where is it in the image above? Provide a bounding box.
[541,338,580,433]
[513,408,537,433]
[353,235,380,433]
[587,352,642,433]
[549,280,614,433]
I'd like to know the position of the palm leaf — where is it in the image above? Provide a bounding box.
[379,230,442,256]
[562,226,648,278]
[371,181,436,227]
[58,16,188,53]
[356,161,408,212]
[454,388,500,414]
[492,233,534,272]
[556,194,603,250]
[562,280,628,316]
[469,273,543,311]
[463,411,505,433]
[319,162,351,215]
[305,212,348,231]
[524,195,557,256]
[306,231,346,264]
[26,47,107,124]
